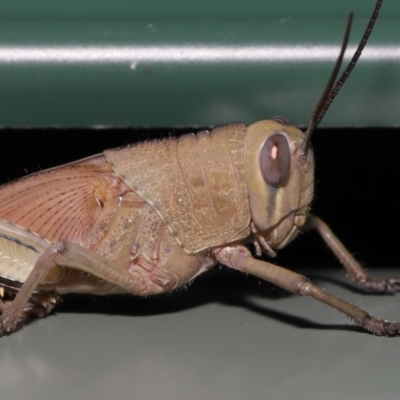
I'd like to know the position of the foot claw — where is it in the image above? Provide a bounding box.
[358,277,400,294]
[364,316,400,337]
[380,322,400,337]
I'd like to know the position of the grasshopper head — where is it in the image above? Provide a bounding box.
[243,118,314,249]
[243,1,381,250]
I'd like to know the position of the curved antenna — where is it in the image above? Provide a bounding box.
[299,0,383,158]
[301,13,353,152]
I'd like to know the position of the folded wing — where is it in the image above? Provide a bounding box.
[0,155,127,243]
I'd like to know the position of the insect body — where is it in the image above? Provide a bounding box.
[1,0,399,337]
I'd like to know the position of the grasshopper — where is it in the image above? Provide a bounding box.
[1,0,399,337]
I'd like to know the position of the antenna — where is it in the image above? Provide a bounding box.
[299,0,383,159]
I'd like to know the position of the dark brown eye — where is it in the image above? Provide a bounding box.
[260,134,290,187]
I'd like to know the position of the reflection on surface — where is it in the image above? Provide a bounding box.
[0,268,399,399]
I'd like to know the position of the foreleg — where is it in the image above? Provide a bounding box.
[302,214,400,293]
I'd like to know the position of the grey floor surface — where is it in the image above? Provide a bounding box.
[1,266,399,400]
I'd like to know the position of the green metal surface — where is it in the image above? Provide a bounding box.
[1,0,400,20]
[0,1,398,128]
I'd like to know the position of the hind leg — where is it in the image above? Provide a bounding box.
[0,289,60,320]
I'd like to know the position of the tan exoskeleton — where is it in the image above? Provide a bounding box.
[1,0,399,337]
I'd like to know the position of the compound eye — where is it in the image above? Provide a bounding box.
[260,134,291,187]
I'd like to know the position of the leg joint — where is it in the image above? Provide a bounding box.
[296,278,322,297]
